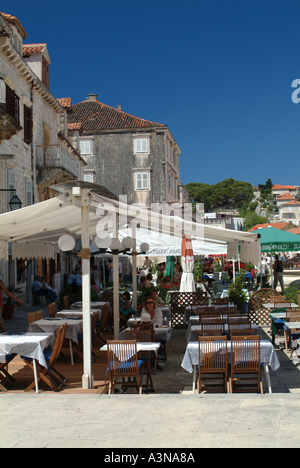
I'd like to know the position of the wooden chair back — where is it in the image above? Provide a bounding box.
[230,329,258,336]
[48,302,57,318]
[271,300,291,308]
[27,310,43,325]
[106,340,144,394]
[195,329,223,338]
[199,316,224,333]
[197,306,215,315]
[212,298,228,306]
[130,322,154,340]
[230,335,262,393]
[63,295,70,309]
[289,310,300,322]
[228,321,251,336]
[125,328,152,342]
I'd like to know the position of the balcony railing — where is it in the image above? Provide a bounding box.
[36,143,79,178]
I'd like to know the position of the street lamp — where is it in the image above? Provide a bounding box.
[0,189,22,211]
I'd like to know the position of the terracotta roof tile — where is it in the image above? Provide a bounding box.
[289,228,300,235]
[276,193,295,199]
[281,200,300,206]
[57,97,72,108]
[249,222,290,232]
[0,12,27,38]
[272,185,297,190]
[22,44,47,56]
[67,122,81,130]
[67,99,166,132]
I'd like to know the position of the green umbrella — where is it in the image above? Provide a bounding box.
[257,227,300,253]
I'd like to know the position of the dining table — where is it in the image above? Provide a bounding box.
[56,308,102,321]
[0,332,54,393]
[181,339,280,394]
[70,301,110,311]
[28,318,83,365]
[187,321,260,342]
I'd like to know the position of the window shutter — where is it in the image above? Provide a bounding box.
[24,105,32,144]
[25,178,33,206]
[135,139,148,153]
[80,141,91,155]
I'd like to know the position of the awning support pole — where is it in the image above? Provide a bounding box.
[80,189,93,389]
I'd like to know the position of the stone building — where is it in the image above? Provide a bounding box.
[0,11,86,300]
[59,93,188,211]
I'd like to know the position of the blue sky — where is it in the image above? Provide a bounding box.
[2,0,300,187]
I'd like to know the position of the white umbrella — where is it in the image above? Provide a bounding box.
[180,236,195,292]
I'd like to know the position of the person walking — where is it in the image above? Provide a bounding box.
[273,254,284,294]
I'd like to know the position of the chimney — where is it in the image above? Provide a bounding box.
[118,105,122,111]
[88,93,98,101]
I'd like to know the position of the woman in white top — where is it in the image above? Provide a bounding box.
[140,297,163,327]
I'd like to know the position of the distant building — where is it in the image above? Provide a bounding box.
[204,212,244,231]
[279,200,300,226]
[58,93,188,210]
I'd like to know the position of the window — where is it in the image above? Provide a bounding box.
[24,105,32,144]
[84,173,94,183]
[135,138,148,153]
[80,140,91,155]
[136,172,149,190]
[168,173,171,191]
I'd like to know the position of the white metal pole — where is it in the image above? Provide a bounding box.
[113,214,120,339]
[81,189,93,389]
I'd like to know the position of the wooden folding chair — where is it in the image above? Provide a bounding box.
[48,302,57,318]
[105,340,145,394]
[124,328,154,386]
[0,353,17,391]
[197,335,228,393]
[22,324,68,392]
[229,335,263,394]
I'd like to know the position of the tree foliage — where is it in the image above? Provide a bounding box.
[185,179,254,211]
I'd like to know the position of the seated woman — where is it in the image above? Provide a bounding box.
[140,297,163,327]
[119,291,134,319]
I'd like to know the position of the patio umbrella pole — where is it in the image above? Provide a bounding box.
[81,189,93,389]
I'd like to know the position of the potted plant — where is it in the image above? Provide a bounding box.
[228,277,248,312]
[193,257,204,283]
[3,285,23,319]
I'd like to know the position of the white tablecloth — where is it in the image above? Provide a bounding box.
[28,318,83,345]
[0,332,54,368]
[181,340,280,374]
[71,301,109,310]
[56,309,102,321]
[101,342,161,356]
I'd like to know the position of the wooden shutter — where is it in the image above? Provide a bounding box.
[25,177,33,206]
[24,105,32,144]
[7,169,15,210]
